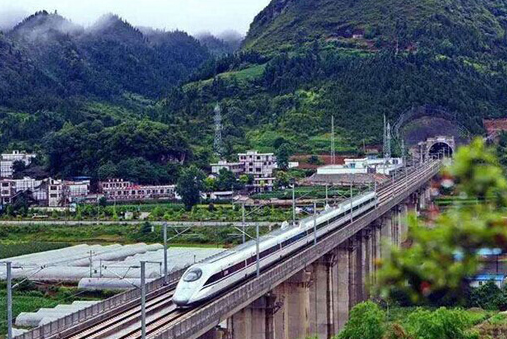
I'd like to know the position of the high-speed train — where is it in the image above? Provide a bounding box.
[173,191,377,307]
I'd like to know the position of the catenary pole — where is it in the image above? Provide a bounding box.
[163,222,168,285]
[6,262,12,339]
[141,261,147,339]
[256,224,260,277]
[313,202,317,246]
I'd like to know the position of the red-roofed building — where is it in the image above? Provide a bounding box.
[484,118,507,142]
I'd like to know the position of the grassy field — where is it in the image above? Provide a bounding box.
[0,223,273,248]
[2,202,293,222]
[0,242,71,259]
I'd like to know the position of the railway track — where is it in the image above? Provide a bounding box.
[68,291,176,339]
[130,163,442,338]
[52,162,440,339]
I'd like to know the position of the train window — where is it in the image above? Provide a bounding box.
[183,268,203,282]
[204,271,223,286]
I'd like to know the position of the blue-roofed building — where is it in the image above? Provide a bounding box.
[469,274,506,288]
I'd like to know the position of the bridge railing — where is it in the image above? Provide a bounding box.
[14,268,185,339]
[154,160,442,339]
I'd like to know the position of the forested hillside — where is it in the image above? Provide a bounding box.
[1,11,210,110]
[0,11,211,183]
[1,0,507,183]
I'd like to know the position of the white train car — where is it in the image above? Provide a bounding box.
[173,191,377,307]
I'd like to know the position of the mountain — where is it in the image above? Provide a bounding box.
[2,2,507,183]
[1,11,211,110]
[243,0,507,55]
[196,31,243,56]
[159,0,507,160]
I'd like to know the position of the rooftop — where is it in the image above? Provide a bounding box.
[484,118,507,133]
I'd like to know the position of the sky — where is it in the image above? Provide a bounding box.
[0,0,271,35]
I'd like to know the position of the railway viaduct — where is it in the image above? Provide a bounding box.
[13,160,442,339]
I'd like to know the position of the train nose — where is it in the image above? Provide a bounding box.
[174,285,193,306]
[173,295,189,306]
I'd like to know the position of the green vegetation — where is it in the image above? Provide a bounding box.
[376,139,507,305]
[176,166,206,210]
[244,0,507,56]
[251,186,359,200]
[2,1,507,184]
[0,201,293,222]
[0,242,70,259]
[337,302,488,339]
[0,222,276,247]
[327,140,507,337]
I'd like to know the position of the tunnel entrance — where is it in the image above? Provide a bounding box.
[428,142,453,158]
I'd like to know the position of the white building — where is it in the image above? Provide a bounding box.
[48,178,64,207]
[65,180,91,203]
[210,160,245,177]
[100,179,177,202]
[317,157,403,176]
[238,151,278,191]
[0,177,47,205]
[0,150,37,178]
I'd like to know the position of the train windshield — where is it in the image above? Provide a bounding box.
[183,268,202,282]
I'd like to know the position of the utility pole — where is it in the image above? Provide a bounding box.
[242,203,246,244]
[141,261,147,339]
[292,184,296,226]
[213,104,224,159]
[89,251,93,278]
[6,262,12,339]
[350,182,353,223]
[313,202,317,246]
[163,222,168,285]
[331,116,336,165]
[325,184,329,206]
[256,224,260,277]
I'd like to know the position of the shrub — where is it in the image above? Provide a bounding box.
[337,301,386,339]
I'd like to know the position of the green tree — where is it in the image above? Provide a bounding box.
[376,139,507,305]
[240,174,254,185]
[98,161,118,180]
[307,155,322,165]
[12,160,27,178]
[217,168,238,191]
[98,196,108,208]
[404,308,479,339]
[468,281,507,310]
[337,301,386,339]
[276,143,293,170]
[274,170,291,189]
[140,221,153,235]
[204,177,217,192]
[176,165,205,210]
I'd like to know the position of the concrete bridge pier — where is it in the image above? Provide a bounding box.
[372,221,382,283]
[360,229,372,300]
[336,243,350,330]
[227,294,276,339]
[380,211,393,259]
[309,253,336,338]
[270,270,312,339]
[418,187,428,210]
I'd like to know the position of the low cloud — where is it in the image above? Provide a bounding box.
[0,8,28,31]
